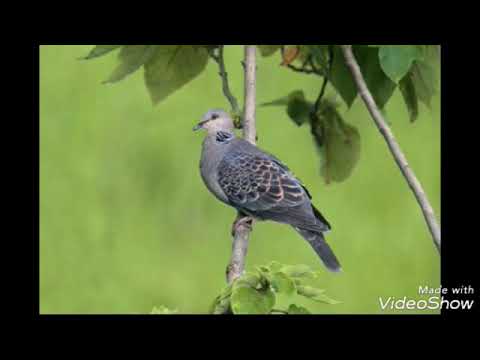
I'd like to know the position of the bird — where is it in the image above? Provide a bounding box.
[194,109,341,272]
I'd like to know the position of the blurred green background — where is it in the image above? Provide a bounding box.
[40,45,440,314]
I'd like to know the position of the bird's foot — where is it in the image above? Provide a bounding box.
[231,216,254,236]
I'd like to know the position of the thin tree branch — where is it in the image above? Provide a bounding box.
[340,45,441,253]
[209,46,242,124]
[226,45,257,284]
[242,46,257,145]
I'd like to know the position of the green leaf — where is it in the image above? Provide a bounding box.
[409,61,437,108]
[355,46,397,109]
[210,284,233,314]
[144,45,209,104]
[236,272,262,289]
[270,272,296,296]
[313,100,361,184]
[230,282,276,314]
[330,45,397,108]
[104,45,157,83]
[297,285,339,304]
[281,264,316,279]
[305,45,330,70]
[330,46,358,107]
[378,45,422,83]
[399,75,419,122]
[257,45,282,57]
[260,97,289,107]
[83,45,121,60]
[287,91,313,126]
[287,304,311,314]
[150,305,178,314]
[297,285,326,298]
[261,90,313,126]
[267,261,283,273]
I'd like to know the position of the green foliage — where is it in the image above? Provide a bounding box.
[144,46,209,104]
[399,75,419,122]
[409,61,438,108]
[85,45,209,104]
[261,90,312,126]
[378,45,423,83]
[104,45,157,83]
[210,262,339,314]
[329,46,358,107]
[261,93,360,184]
[313,99,361,184]
[85,44,439,115]
[83,45,121,59]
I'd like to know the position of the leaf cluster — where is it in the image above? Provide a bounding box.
[210,262,340,315]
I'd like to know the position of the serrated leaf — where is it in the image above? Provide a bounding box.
[257,45,282,57]
[270,272,296,296]
[313,100,361,184]
[287,304,311,314]
[378,45,422,83]
[399,74,419,122]
[144,45,209,104]
[230,283,276,314]
[104,45,157,83]
[83,45,121,60]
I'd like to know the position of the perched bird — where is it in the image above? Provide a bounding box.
[194,109,341,272]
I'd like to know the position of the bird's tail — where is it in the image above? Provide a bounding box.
[293,227,342,272]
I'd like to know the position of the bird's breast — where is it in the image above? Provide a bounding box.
[199,140,230,205]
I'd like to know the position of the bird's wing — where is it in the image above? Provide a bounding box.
[217,149,309,213]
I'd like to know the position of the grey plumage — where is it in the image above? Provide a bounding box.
[195,109,341,272]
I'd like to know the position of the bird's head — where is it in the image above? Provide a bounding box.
[193,109,235,134]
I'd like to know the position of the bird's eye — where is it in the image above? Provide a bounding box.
[211,113,219,120]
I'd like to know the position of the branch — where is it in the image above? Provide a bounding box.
[210,46,242,125]
[226,45,257,284]
[313,45,334,114]
[340,45,441,253]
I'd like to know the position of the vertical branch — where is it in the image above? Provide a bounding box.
[340,45,441,253]
[210,46,241,118]
[243,46,257,145]
[226,45,256,284]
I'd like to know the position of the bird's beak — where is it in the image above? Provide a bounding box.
[193,120,207,132]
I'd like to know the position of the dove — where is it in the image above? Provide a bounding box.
[194,109,341,272]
